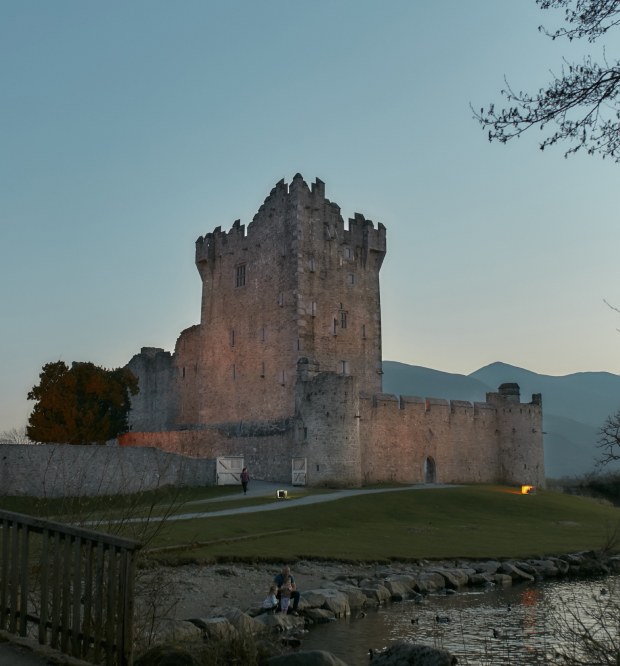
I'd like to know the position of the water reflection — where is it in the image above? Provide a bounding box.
[300,576,617,665]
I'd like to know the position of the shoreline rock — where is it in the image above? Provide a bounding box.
[137,551,620,664]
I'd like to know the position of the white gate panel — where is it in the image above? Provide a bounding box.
[216,456,244,486]
[291,457,307,486]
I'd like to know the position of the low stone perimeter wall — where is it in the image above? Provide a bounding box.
[0,443,215,497]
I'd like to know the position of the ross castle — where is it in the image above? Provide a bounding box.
[120,175,545,488]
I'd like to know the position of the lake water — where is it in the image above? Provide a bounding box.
[300,576,617,665]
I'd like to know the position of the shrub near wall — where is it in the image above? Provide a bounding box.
[0,443,215,497]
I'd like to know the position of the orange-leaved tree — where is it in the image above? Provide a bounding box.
[27,361,138,444]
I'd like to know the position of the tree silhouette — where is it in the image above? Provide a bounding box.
[474,0,620,162]
[27,361,138,444]
[598,409,620,464]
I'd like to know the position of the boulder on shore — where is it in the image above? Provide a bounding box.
[267,649,350,665]
[370,641,458,665]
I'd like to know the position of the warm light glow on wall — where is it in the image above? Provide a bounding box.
[521,485,535,495]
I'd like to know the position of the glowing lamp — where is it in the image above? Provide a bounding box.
[521,485,535,495]
[276,489,288,499]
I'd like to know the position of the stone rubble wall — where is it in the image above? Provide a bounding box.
[0,443,215,498]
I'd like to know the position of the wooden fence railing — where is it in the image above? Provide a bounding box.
[0,510,141,666]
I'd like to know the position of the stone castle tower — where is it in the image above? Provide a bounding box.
[124,175,545,489]
[129,174,385,431]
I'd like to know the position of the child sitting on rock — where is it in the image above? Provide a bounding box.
[261,584,278,614]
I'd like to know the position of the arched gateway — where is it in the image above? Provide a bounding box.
[424,456,436,484]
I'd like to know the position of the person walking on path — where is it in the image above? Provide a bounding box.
[240,467,250,495]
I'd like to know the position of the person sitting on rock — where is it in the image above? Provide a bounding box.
[279,575,292,614]
[274,565,300,615]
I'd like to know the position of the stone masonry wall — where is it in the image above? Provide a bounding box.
[120,381,544,490]
[120,426,293,483]
[359,391,544,487]
[291,175,386,398]
[295,370,362,487]
[172,324,203,426]
[0,444,215,498]
[489,391,545,487]
[127,347,178,431]
[193,182,299,424]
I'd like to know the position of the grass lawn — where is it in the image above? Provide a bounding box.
[142,485,620,563]
[3,485,618,563]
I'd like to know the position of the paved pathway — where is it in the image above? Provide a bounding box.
[113,480,454,525]
[171,480,453,520]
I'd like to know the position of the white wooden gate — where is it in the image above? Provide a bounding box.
[291,457,307,486]
[216,456,244,486]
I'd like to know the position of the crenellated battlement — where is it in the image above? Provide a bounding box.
[195,175,386,274]
[363,385,542,419]
[195,218,248,272]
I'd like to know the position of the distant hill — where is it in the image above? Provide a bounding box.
[382,360,620,479]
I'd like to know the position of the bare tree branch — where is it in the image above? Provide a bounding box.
[473,0,620,161]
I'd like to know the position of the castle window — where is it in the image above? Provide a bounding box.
[340,310,348,329]
[278,292,284,306]
[339,360,349,375]
[261,361,265,378]
[311,301,317,317]
[260,327,266,341]
[235,264,246,287]
[309,257,316,272]
[232,364,236,380]
[343,246,352,259]
[280,370,286,386]
[230,329,235,347]
[348,273,355,286]
[362,324,367,339]
[333,318,338,335]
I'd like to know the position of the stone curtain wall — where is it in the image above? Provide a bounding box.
[0,444,215,498]
[359,392,545,488]
[120,385,544,489]
[359,396,500,485]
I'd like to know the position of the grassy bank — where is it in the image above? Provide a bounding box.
[146,485,619,562]
[4,485,619,563]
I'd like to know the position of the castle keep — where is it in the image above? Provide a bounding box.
[121,175,545,488]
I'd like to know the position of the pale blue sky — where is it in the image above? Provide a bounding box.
[2,1,619,431]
